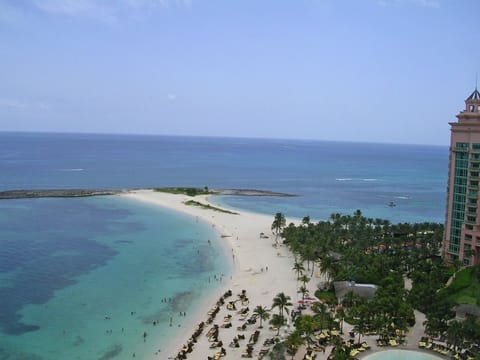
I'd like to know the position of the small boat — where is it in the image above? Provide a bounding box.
[388,201,396,207]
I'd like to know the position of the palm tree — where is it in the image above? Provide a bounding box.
[335,307,346,334]
[320,255,334,285]
[342,291,359,308]
[353,304,369,344]
[299,274,310,288]
[269,313,286,336]
[269,341,287,360]
[253,305,270,328]
[286,331,304,359]
[302,243,315,272]
[298,285,309,301]
[272,212,286,244]
[272,292,292,321]
[446,320,464,351]
[295,315,319,341]
[292,260,305,281]
[330,341,355,360]
[302,216,311,226]
[312,301,328,330]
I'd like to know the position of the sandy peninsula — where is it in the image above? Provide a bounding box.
[122,189,304,359]
[122,190,430,360]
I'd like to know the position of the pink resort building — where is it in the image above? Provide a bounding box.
[444,88,480,266]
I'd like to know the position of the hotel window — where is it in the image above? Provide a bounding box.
[470,105,475,112]
[450,244,460,253]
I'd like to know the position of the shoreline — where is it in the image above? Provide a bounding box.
[121,190,300,359]
[121,190,434,360]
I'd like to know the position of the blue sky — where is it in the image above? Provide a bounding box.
[0,0,478,145]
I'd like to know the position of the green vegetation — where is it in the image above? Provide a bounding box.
[271,212,286,245]
[154,186,211,196]
[253,305,271,328]
[314,289,337,305]
[183,200,238,214]
[440,265,480,306]
[270,210,480,359]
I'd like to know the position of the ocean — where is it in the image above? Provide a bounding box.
[0,132,448,359]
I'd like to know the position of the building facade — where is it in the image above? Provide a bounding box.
[444,88,480,266]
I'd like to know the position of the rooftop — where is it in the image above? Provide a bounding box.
[334,281,378,301]
[467,88,480,101]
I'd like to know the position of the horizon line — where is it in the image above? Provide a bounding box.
[0,129,449,148]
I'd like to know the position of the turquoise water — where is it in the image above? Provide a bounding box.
[0,196,230,359]
[0,132,449,359]
[363,350,442,360]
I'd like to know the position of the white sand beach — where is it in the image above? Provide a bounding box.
[122,190,431,360]
[122,190,304,359]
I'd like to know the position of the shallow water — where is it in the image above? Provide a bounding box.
[0,196,230,359]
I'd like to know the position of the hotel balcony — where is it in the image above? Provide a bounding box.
[464,218,477,227]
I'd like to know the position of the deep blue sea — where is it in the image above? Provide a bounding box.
[0,132,449,359]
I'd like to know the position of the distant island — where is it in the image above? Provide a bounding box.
[0,187,298,200]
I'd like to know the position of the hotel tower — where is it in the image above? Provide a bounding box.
[444,88,480,266]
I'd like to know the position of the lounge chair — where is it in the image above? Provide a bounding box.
[263,338,274,346]
[361,342,370,350]
[350,349,359,357]
[389,339,398,347]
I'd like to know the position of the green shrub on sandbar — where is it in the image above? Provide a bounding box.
[154,187,211,196]
[183,200,238,215]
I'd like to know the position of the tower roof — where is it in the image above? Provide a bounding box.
[467,88,480,101]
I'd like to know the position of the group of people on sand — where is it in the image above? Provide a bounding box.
[208,273,226,283]
[172,289,234,359]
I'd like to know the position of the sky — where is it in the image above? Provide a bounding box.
[0,0,479,145]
